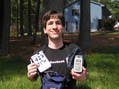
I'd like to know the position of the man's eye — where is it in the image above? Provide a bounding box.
[48,22,53,25]
[56,21,62,25]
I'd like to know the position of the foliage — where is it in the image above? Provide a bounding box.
[110,1,119,21]
[10,0,119,37]
[102,18,115,31]
[92,0,119,21]
[92,0,119,31]
[65,0,76,5]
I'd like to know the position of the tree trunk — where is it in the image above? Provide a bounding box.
[0,0,11,55]
[20,0,24,37]
[43,0,65,12]
[79,0,91,51]
[28,0,32,36]
[16,0,20,37]
[32,0,40,44]
[0,0,4,50]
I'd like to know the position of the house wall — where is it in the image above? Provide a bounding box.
[64,1,80,32]
[64,1,104,32]
[90,2,102,32]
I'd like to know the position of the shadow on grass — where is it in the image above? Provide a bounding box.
[88,45,119,82]
[0,55,29,79]
[76,85,91,89]
[92,46,119,54]
[90,46,119,71]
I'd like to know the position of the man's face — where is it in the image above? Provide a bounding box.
[44,17,64,40]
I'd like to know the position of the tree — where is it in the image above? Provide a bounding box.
[110,1,119,21]
[43,0,65,12]
[79,0,91,51]
[28,0,32,36]
[0,0,4,50]
[32,0,41,44]
[20,0,24,37]
[0,0,11,55]
[65,0,76,6]
[16,0,20,37]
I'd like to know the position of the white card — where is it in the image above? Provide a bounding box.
[31,51,51,72]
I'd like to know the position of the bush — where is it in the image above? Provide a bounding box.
[102,18,115,31]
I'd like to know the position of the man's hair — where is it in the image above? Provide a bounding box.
[42,10,65,28]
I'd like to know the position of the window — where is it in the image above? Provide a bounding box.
[72,9,80,16]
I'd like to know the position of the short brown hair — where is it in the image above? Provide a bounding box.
[42,10,65,28]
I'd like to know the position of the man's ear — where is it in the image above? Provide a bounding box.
[43,28,46,34]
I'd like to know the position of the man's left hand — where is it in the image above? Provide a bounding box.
[71,67,88,82]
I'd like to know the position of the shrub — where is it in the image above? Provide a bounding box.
[102,18,115,31]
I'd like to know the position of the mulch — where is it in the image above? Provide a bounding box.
[8,32,119,59]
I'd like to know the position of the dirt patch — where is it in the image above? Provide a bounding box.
[9,37,41,59]
[8,32,119,59]
[91,33,119,48]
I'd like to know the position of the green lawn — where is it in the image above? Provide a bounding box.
[80,46,119,89]
[0,56,41,89]
[0,46,119,89]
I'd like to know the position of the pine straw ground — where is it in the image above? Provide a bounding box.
[8,32,119,60]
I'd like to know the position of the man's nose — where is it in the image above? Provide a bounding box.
[52,23,57,29]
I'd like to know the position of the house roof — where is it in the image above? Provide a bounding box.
[64,0,104,9]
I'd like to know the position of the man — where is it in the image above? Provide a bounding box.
[27,10,88,89]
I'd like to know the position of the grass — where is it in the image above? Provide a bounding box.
[0,46,119,89]
[77,46,119,89]
[0,55,41,89]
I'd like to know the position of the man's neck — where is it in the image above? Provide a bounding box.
[48,38,64,49]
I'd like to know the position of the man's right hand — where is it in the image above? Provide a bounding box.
[27,63,39,81]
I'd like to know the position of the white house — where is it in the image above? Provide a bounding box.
[64,0,111,32]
